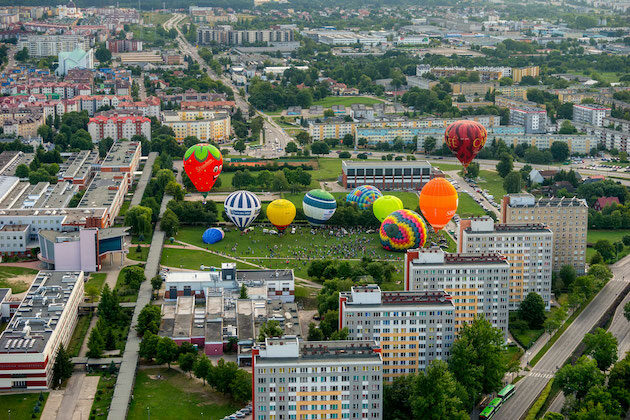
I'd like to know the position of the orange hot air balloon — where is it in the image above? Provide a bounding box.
[418,177,458,231]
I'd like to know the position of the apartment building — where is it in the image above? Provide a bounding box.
[0,271,84,391]
[252,337,383,420]
[87,114,151,142]
[459,216,553,310]
[106,38,143,53]
[451,82,497,96]
[162,110,231,143]
[501,193,588,274]
[339,285,455,381]
[573,104,611,127]
[511,66,540,83]
[509,105,547,134]
[197,26,294,45]
[17,34,91,57]
[341,160,435,190]
[404,248,510,337]
[498,133,598,155]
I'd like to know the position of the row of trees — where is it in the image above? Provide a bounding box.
[87,285,133,358]
[231,167,312,190]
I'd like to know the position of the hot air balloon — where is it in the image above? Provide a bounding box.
[419,178,458,231]
[379,209,427,252]
[183,143,223,198]
[303,189,337,226]
[224,190,261,230]
[444,120,488,169]
[202,227,224,244]
[266,199,296,232]
[346,185,382,210]
[373,195,404,222]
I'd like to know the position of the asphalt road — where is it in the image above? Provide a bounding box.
[494,254,630,420]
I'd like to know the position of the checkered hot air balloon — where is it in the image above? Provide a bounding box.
[346,185,382,210]
[303,189,337,226]
[224,190,261,230]
[379,209,428,252]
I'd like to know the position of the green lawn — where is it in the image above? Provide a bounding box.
[127,246,149,262]
[587,230,630,244]
[431,162,464,172]
[161,247,258,270]
[128,368,238,420]
[312,158,343,181]
[476,170,507,202]
[0,392,48,420]
[142,12,172,26]
[90,373,117,419]
[0,266,38,293]
[85,273,107,301]
[457,192,486,218]
[312,96,384,108]
[114,265,144,303]
[67,314,92,357]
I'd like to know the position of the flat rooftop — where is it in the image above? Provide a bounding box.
[237,269,294,283]
[100,142,140,169]
[465,223,552,234]
[0,271,82,354]
[77,172,126,209]
[342,160,432,169]
[257,338,382,363]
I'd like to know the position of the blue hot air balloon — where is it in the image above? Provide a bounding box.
[202,228,224,244]
[224,190,261,230]
[303,189,337,226]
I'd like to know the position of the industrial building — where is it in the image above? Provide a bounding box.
[341,160,437,190]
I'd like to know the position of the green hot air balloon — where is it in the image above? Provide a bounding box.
[373,195,404,222]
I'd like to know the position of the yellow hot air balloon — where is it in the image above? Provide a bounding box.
[266,199,296,231]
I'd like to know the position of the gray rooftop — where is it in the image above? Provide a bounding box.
[100,142,140,169]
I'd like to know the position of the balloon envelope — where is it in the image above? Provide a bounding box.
[373,195,404,222]
[346,185,382,210]
[183,143,223,193]
[303,189,337,226]
[379,209,427,252]
[419,178,458,231]
[224,190,261,230]
[266,199,296,231]
[444,120,487,168]
[202,228,224,244]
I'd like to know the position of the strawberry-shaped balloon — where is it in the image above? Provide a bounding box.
[183,143,223,196]
[444,120,488,169]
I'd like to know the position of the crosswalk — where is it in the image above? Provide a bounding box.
[527,371,554,379]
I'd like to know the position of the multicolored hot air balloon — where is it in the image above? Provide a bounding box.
[346,185,382,210]
[224,190,261,230]
[266,199,296,232]
[373,195,404,222]
[418,178,458,231]
[183,143,223,197]
[379,209,427,252]
[444,120,488,169]
[303,189,337,226]
[202,227,224,244]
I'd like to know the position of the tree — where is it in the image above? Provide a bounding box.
[136,304,162,337]
[285,141,298,154]
[311,141,330,155]
[559,120,578,134]
[160,208,180,237]
[519,292,546,329]
[423,137,437,154]
[230,369,252,402]
[503,172,522,193]
[164,181,185,201]
[625,301,630,322]
[466,162,480,179]
[98,284,120,324]
[559,265,577,291]
[594,239,615,261]
[87,328,104,358]
[323,109,334,118]
[550,141,570,162]
[556,356,605,399]
[52,345,73,388]
[194,355,212,385]
[98,137,114,158]
[139,332,159,361]
[151,275,162,298]
[608,354,630,391]
[15,164,29,178]
[307,323,324,341]
[123,265,145,291]
[125,205,153,237]
[179,352,197,378]
[15,47,29,61]
[496,153,513,178]
[156,337,178,368]
[295,131,311,145]
[342,134,354,147]
[239,284,248,299]
[411,360,468,419]
[584,328,618,371]
[448,316,507,407]
[233,140,247,154]
[37,124,53,143]
[95,45,112,63]
[543,305,567,334]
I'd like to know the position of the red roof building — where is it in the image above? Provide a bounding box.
[594,196,620,211]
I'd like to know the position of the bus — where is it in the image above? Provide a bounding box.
[498,384,515,401]
[479,398,502,420]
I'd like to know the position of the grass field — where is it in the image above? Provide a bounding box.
[115,265,144,303]
[161,247,258,270]
[85,273,107,301]
[457,192,486,218]
[477,170,507,201]
[127,246,149,262]
[128,368,238,420]
[142,12,172,26]
[312,96,384,108]
[67,314,92,357]
[89,373,117,419]
[587,229,630,244]
[431,162,464,172]
[0,266,38,293]
[0,392,48,420]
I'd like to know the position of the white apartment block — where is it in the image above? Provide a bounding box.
[17,35,91,57]
[88,114,151,142]
[573,104,611,127]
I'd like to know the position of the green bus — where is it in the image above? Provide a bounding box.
[479,398,502,420]
[498,384,515,401]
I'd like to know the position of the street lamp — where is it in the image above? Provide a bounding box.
[8,409,11,420]
[147,406,150,420]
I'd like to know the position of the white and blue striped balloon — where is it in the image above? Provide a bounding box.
[303,189,337,226]
[224,190,261,230]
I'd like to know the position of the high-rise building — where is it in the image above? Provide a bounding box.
[573,104,611,127]
[500,193,588,274]
[197,26,295,45]
[339,285,455,381]
[252,337,383,420]
[17,34,91,57]
[404,248,510,336]
[458,216,553,310]
[509,105,547,134]
[0,271,84,391]
[87,114,151,142]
